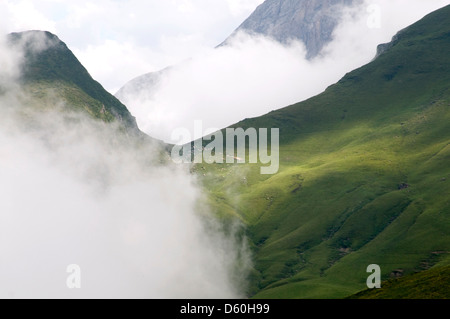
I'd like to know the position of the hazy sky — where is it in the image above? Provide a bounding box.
[0,0,264,92]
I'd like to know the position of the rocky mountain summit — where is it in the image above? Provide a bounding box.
[223,0,359,58]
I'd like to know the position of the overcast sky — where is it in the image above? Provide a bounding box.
[0,0,264,93]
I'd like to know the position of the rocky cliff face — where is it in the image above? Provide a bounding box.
[224,0,358,58]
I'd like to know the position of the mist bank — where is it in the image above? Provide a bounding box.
[0,32,250,299]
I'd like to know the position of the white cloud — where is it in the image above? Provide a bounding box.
[225,0,264,17]
[1,0,57,33]
[176,0,196,13]
[0,0,262,92]
[117,0,450,143]
[65,2,103,29]
[0,116,249,298]
[373,0,450,32]
[0,0,448,299]
[72,40,157,94]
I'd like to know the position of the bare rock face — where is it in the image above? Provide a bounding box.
[224,0,358,58]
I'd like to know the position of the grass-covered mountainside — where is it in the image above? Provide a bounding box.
[7,31,143,136]
[198,5,450,298]
[348,265,450,299]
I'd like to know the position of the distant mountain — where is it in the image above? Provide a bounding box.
[222,0,358,59]
[7,31,144,137]
[115,0,358,111]
[199,4,450,298]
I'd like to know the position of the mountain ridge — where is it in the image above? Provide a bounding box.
[7,30,144,136]
[3,4,450,299]
[115,0,360,116]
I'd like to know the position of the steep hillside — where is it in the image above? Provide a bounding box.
[7,31,145,137]
[198,5,450,298]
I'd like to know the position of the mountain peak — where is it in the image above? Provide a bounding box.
[8,30,65,56]
[222,0,359,58]
[9,30,59,39]
[6,30,143,135]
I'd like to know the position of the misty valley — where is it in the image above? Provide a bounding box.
[0,0,450,301]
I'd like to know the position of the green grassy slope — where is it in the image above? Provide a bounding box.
[199,5,450,298]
